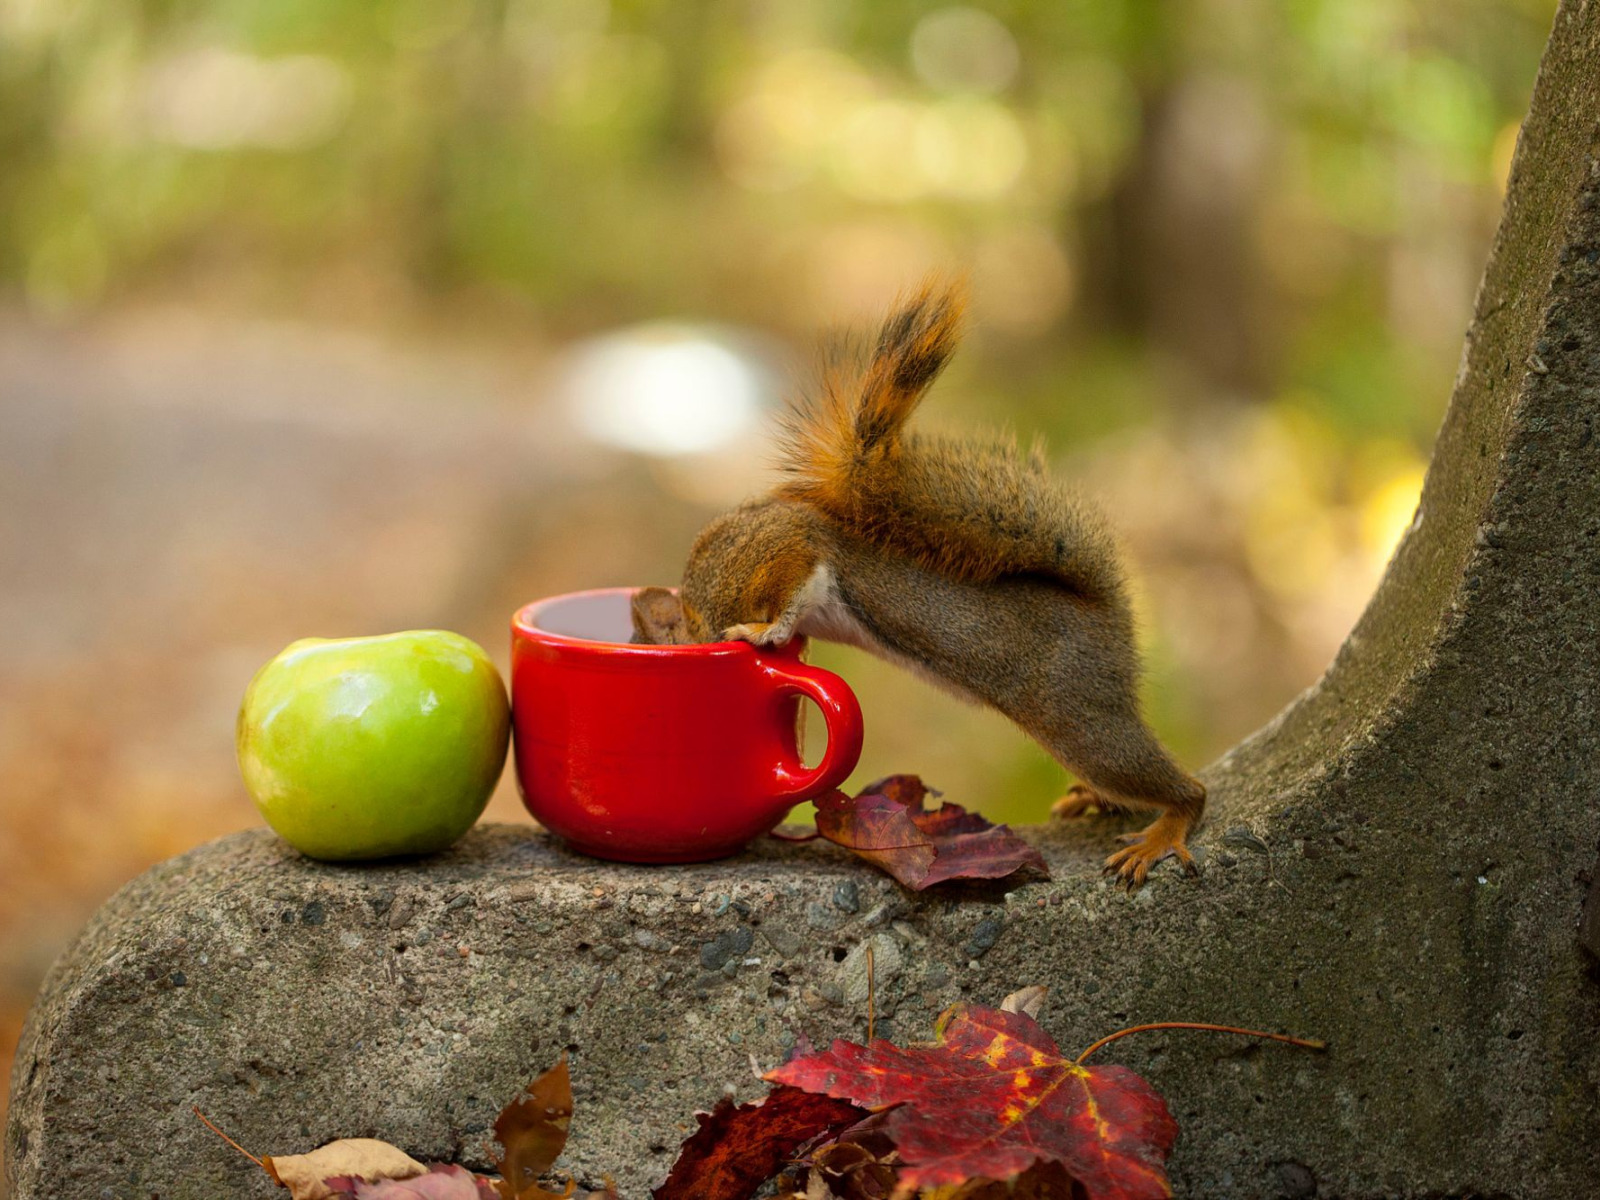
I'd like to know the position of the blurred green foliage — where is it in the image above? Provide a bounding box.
[0,0,1552,348]
[0,0,1560,814]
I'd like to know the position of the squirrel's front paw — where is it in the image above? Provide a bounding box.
[1103,812,1197,889]
[1051,784,1130,820]
[723,621,779,645]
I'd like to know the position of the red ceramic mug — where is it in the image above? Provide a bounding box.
[510,588,864,863]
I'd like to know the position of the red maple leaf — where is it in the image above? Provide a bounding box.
[766,1003,1177,1199]
[653,1085,864,1200]
[813,776,1048,889]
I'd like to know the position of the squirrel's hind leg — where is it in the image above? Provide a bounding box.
[1027,670,1206,887]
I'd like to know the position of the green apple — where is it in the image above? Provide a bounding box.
[237,630,510,860]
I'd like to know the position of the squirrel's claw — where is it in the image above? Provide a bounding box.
[1103,813,1198,889]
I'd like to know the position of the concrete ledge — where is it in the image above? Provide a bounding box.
[6,813,1595,1199]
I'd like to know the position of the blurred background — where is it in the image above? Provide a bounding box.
[0,0,1557,1168]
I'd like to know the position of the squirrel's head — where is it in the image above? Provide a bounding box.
[631,501,818,645]
[628,585,704,645]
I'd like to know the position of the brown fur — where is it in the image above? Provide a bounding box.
[631,280,1205,885]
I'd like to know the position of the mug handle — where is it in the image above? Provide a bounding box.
[762,658,864,801]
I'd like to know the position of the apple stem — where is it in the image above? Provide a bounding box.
[1074,1023,1327,1065]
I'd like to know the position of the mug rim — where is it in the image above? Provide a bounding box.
[512,586,765,657]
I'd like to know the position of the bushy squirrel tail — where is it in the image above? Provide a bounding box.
[776,280,963,520]
[775,279,1123,599]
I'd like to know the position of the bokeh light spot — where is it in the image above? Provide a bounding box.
[561,325,771,457]
[142,50,351,150]
[910,7,1020,96]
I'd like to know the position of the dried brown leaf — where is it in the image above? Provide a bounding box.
[265,1139,427,1200]
[494,1057,575,1200]
[807,1137,898,1200]
[1000,986,1048,1019]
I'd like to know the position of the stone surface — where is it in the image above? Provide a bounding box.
[5,825,1098,1199]
[10,3,1600,1197]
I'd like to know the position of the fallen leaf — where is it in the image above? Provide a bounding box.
[798,1114,900,1200]
[514,1186,573,1200]
[266,1139,428,1200]
[1000,986,1048,1020]
[767,1109,896,1199]
[932,1161,1081,1199]
[766,1003,1177,1199]
[814,776,1048,890]
[324,1164,501,1198]
[494,1058,575,1200]
[653,1085,865,1200]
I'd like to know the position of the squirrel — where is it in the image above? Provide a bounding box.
[630,281,1205,886]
